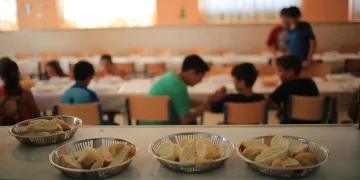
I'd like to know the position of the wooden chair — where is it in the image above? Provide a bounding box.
[153,48,172,56]
[96,49,113,55]
[125,96,175,125]
[345,59,360,77]
[15,53,33,60]
[205,67,231,77]
[185,48,206,56]
[300,62,332,78]
[129,48,148,56]
[224,101,268,124]
[213,49,232,56]
[340,44,360,53]
[285,95,334,124]
[259,65,278,77]
[224,63,239,68]
[71,52,88,58]
[53,103,102,125]
[115,63,135,74]
[252,47,268,55]
[145,63,166,76]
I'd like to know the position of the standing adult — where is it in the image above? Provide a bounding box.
[266,8,289,56]
[286,6,317,62]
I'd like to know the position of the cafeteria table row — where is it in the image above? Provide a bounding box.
[15,53,360,75]
[0,125,359,180]
[31,77,360,112]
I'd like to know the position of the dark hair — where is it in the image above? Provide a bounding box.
[45,60,65,78]
[73,61,95,81]
[0,57,23,96]
[286,6,301,18]
[280,8,289,16]
[231,63,258,88]
[181,55,209,74]
[100,54,112,64]
[276,55,302,75]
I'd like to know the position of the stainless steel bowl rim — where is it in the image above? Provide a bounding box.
[49,137,140,173]
[236,135,330,170]
[148,132,235,165]
[8,116,82,138]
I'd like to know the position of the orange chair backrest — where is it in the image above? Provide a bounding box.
[127,96,170,121]
[129,48,148,56]
[55,103,101,125]
[72,52,88,58]
[185,48,206,56]
[252,47,268,55]
[289,95,326,121]
[115,63,135,74]
[213,49,232,56]
[259,65,278,77]
[96,49,113,55]
[145,63,166,75]
[15,53,33,60]
[153,48,172,56]
[206,67,232,77]
[300,63,332,78]
[225,101,267,124]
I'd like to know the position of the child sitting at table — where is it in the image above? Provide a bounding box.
[98,54,129,80]
[211,63,265,113]
[45,60,67,79]
[62,61,99,104]
[269,55,319,124]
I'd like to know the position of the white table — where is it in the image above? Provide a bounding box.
[15,53,360,75]
[0,125,359,180]
[31,77,360,112]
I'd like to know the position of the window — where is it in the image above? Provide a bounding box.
[59,0,156,29]
[0,0,17,30]
[350,0,360,21]
[198,0,301,24]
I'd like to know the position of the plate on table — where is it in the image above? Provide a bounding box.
[32,84,57,92]
[341,83,359,91]
[48,77,72,85]
[325,74,354,82]
[98,76,122,84]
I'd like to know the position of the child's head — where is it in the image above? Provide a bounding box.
[73,61,95,85]
[276,55,302,81]
[45,60,65,78]
[286,6,301,25]
[100,54,113,72]
[181,55,209,86]
[231,63,258,92]
[280,8,289,26]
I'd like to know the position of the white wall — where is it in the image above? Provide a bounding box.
[0,23,359,57]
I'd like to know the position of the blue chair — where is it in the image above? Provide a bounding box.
[285,95,334,124]
[223,101,268,125]
[125,95,177,125]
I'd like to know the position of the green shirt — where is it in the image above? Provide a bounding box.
[141,72,190,125]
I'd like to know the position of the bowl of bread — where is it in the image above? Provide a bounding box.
[49,138,139,179]
[237,135,330,178]
[149,132,235,173]
[9,116,82,146]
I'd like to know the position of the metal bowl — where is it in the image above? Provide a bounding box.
[8,116,82,146]
[149,132,235,173]
[49,138,139,179]
[236,135,330,178]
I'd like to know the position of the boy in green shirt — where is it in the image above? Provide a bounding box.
[146,55,224,125]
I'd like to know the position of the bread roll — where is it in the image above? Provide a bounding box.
[282,157,302,168]
[108,142,126,157]
[97,149,114,166]
[179,144,197,163]
[69,151,84,160]
[294,153,318,167]
[28,119,48,126]
[270,135,290,151]
[242,139,267,149]
[26,120,60,133]
[289,144,310,157]
[180,137,196,148]
[59,155,82,169]
[89,153,104,170]
[78,147,102,169]
[52,118,71,131]
[271,159,283,167]
[196,139,221,160]
[242,147,264,161]
[255,146,288,165]
[109,146,130,166]
[157,141,178,161]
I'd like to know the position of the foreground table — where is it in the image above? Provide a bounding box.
[0,125,359,180]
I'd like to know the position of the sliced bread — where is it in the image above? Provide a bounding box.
[59,155,82,169]
[289,144,310,157]
[109,146,130,166]
[255,146,288,165]
[242,147,264,161]
[270,135,290,151]
[179,144,197,163]
[157,141,178,161]
[108,142,126,157]
[242,139,267,149]
[282,157,302,168]
[196,139,221,160]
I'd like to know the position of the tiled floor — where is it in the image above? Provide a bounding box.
[112,110,350,125]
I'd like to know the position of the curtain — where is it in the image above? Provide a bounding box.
[0,0,17,30]
[198,0,301,23]
[59,0,156,29]
[351,0,360,21]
